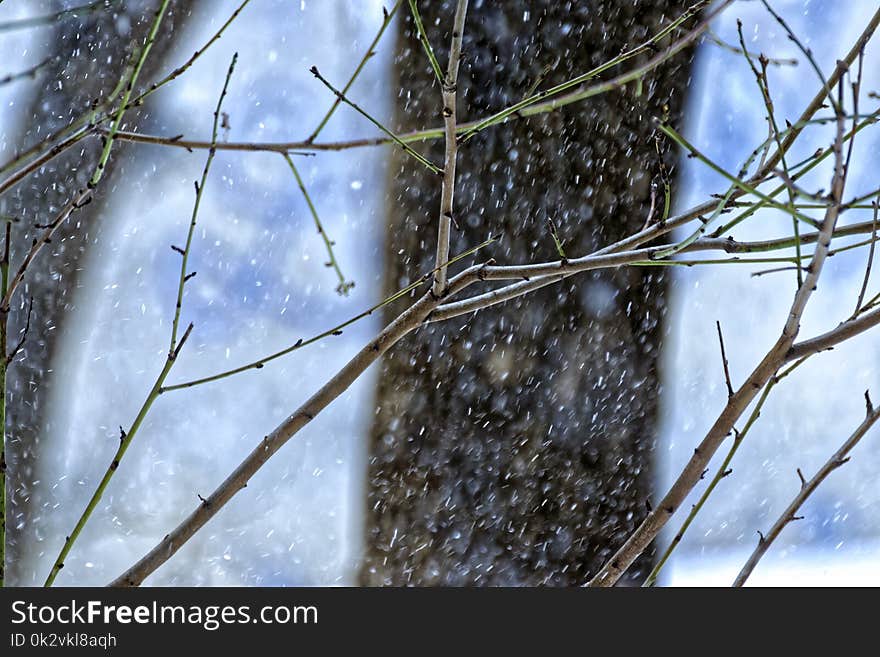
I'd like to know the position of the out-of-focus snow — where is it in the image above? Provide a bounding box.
[5,0,391,585]
[670,537,880,586]
[663,0,880,585]
[1,0,878,586]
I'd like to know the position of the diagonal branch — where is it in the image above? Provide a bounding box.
[43,52,237,587]
[733,396,880,586]
[588,60,853,587]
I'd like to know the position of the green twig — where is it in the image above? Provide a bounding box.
[643,357,809,587]
[406,0,444,84]
[656,123,823,235]
[307,1,403,143]
[712,112,879,237]
[458,0,724,142]
[89,0,172,188]
[160,235,498,393]
[170,53,238,353]
[0,0,253,196]
[282,154,353,295]
[736,21,802,286]
[704,28,798,67]
[309,65,442,174]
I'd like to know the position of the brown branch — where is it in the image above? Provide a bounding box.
[716,320,735,398]
[107,263,491,586]
[733,400,880,586]
[588,59,854,587]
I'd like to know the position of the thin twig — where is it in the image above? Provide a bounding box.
[5,296,32,365]
[854,200,879,317]
[43,52,238,587]
[737,20,803,286]
[281,154,352,295]
[106,4,880,587]
[306,1,403,143]
[458,0,728,142]
[704,28,798,67]
[125,0,254,112]
[89,0,172,188]
[109,260,496,586]
[160,236,497,393]
[428,219,880,322]
[733,399,880,586]
[407,0,444,85]
[0,0,253,196]
[0,188,93,314]
[103,0,730,158]
[716,320,735,398]
[170,53,237,355]
[643,357,808,587]
[759,0,839,113]
[588,59,854,588]
[309,66,442,174]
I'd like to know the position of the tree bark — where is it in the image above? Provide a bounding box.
[362,0,696,586]
[1,0,196,584]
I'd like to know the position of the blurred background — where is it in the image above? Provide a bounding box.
[0,0,877,585]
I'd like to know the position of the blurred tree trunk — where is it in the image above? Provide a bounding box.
[362,0,696,585]
[1,0,196,584]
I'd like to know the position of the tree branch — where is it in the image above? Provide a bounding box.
[732,399,880,586]
[432,0,468,296]
[588,59,854,587]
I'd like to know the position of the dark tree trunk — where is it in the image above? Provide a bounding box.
[1,0,196,584]
[362,0,696,585]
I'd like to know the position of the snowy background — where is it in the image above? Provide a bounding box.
[0,0,877,585]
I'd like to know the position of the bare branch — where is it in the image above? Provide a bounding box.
[109,262,493,586]
[432,0,469,296]
[733,400,880,586]
[588,57,854,587]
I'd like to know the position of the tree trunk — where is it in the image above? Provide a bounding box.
[1,0,196,584]
[362,0,696,586]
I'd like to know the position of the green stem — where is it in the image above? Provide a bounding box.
[737,22,802,286]
[171,53,238,352]
[658,123,823,229]
[459,0,720,141]
[42,331,192,587]
[309,66,442,174]
[406,0,444,85]
[713,113,879,237]
[282,154,352,295]
[161,235,498,393]
[44,51,237,587]
[307,1,403,143]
